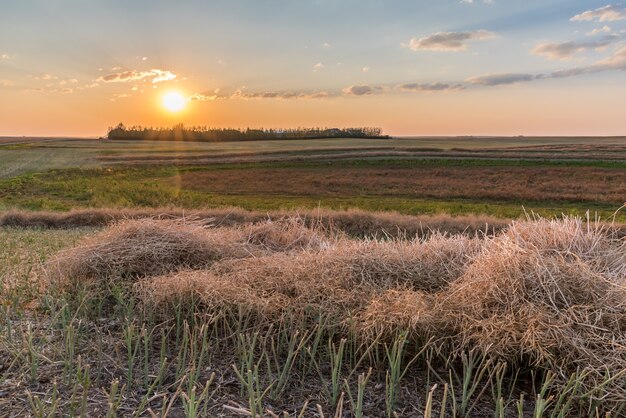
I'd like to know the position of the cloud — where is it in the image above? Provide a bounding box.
[587,25,612,36]
[191,82,463,102]
[571,5,626,22]
[313,63,325,72]
[342,84,380,95]
[98,69,176,83]
[466,73,537,86]
[467,46,626,86]
[460,0,494,4]
[0,79,14,87]
[1,53,13,60]
[396,82,464,91]
[593,44,626,69]
[188,89,224,101]
[405,30,495,51]
[229,89,337,100]
[532,35,621,60]
[34,74,59,81]
[362,66,370,73]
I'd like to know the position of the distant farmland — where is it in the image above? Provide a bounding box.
[0,136,624,219]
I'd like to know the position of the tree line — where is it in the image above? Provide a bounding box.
[106,123,388,141]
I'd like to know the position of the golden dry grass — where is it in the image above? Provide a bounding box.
[45,217,330,289]
[46,215,626,402]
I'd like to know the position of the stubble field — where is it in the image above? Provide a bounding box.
[1,136,625,417]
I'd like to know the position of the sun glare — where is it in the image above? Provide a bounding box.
[162,91,186,112]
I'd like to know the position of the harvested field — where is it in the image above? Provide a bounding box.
[1,135,626,416]
[179,165,626,204]
[1,214,621,416]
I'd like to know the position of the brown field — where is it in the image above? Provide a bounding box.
[179,165,626,204]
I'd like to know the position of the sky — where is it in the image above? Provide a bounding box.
[1,0,626,137]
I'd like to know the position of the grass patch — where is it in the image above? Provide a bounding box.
[0,164,623,220]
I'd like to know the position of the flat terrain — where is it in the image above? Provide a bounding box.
[179,165,624,204]
[0,136,624,219]
[1,136,626,416]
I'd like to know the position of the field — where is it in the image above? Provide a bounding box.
[0,136,625,219]
[1,136,626,417]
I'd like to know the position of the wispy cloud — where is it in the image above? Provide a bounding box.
[396,82,464,91]
[587,25,612,36]
[194,81,464,100]
[466,73,537,86]
[0,53,13,60]
[34,74,59,81]
[460,0,495,4]
[0,79,14,87]
[532,34,621,60]
[342,84,382,96]
[404,30,495,51]
[232,89,336,100]
[188,89,223,101]
[468,45,626,86]
[312,63,325,72]
[571,4,626,22]
[98,69,176,83]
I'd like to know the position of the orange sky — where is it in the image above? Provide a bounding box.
[1,1,626,137]
[2,81,625,137]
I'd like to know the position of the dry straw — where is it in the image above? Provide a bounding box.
[45,217,330,289]
[47,215,626,400]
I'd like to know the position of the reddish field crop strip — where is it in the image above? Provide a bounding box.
[178,165,626,204]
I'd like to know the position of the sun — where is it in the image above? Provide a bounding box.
[162,91,186,112]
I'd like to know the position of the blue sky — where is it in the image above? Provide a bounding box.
[1,0,625,135]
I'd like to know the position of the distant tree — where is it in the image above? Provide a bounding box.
[106,123,389,142]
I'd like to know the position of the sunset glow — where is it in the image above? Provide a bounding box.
[1,1,626,136]
[162,92,186,113]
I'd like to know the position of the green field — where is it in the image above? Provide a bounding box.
[0,136,625,220]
